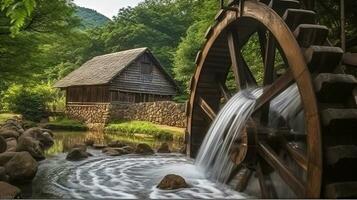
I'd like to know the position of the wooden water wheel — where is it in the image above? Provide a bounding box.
[186,0,357,198]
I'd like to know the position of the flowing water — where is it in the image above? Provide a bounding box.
[195,84,303,184]
[23,85,302,199]
[23,131,246,199]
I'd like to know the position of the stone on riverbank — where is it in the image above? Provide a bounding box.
[157,174,188,190]
[16,136,45,161]
[0,152,16,166]
[5,138,17,152]
[93,144,107,149]
[4,152,38,183]
[121,146,135,154]
[157,143,171,153]
[108,140,126,148]
[66,148,91,161]
[0,181,21,199]
[22,128,54,149]
[135,143,154,155]
[0,167,8,182]
[0,129,20,139]
[102,147,132,156]
[0,136,6,153]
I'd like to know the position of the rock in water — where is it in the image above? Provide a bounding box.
[0,181,21,199]
[66,148,90,161]
[16,136,45,161]
[4,152,38,183]
[157,174,188,190]
[157,143,171,153]
[22,128,54,149]
[0,136,6,153]
[135,143,154,155]
[108,140,126,148]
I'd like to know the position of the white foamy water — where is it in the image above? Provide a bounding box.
[195,88,263,183]
[31,150,247,199]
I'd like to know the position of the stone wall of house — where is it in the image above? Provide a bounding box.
[110,101,186,128]
[65,104,111,125]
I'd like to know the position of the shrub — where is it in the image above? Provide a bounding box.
[1,84,61,122]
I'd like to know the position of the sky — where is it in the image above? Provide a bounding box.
[73,0,144,18]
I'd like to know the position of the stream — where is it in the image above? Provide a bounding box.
[21,131,246,199]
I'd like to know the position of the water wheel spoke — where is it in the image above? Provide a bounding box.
[226,164,242,184]
[253,69,294,114]
[227,29,257,89]
[284,141,308,171]
[236,167,253,192]
[256,161,278,198]
[197,96,217,121]
[258,141,305,197]
[218,81,232,101]
[260,31,277,124]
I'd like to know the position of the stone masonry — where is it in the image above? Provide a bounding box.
[65,101,186,129]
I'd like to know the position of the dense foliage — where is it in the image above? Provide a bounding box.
[1,0,356,118]
[1,84,59,122]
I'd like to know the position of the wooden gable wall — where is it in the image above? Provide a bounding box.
[109,53,177,96]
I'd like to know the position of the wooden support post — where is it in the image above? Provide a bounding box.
[340,0,346,51]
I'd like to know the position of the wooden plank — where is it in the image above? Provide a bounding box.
[258,141,305,197]
[197,97,217,121]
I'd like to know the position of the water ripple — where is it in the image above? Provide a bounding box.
[31,151,246,199]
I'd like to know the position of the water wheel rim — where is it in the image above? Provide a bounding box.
[187,1,322,198]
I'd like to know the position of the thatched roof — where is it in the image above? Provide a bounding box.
[54,47,151,88]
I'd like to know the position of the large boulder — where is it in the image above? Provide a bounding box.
[157,174,188,190]
[0,136,6,153]
[5,138,17,152]
[108,140,126,148]
[121,146,135,154]
[1,119,24,134]
[0,167,8,182]
[0,129,20,139]
[16,136,45,161]
[66,148,91,161]
[22,128,54,149]
[157,143,171,153]
[4,152,38,183]
[135,143,154,155]
[0,181,21,199]
[0,152,17,166]
[102,147,131,156]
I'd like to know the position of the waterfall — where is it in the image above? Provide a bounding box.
[194,84,303,183]
[194,88,263,183]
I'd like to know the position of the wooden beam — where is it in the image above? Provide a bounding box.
[258,141,305,197]
[197,97,217,121]
[236,167,253,192]
[218,81,232,101]
[254,69,294,114]
[256,161,277,198]
[285,142,308,171]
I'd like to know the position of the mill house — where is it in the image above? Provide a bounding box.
[54,47,179,124]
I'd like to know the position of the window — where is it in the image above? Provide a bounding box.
[141,62,153,82]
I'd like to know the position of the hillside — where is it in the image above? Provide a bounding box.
[75,7,111,29]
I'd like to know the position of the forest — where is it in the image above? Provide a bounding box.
[0,0,356,121]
